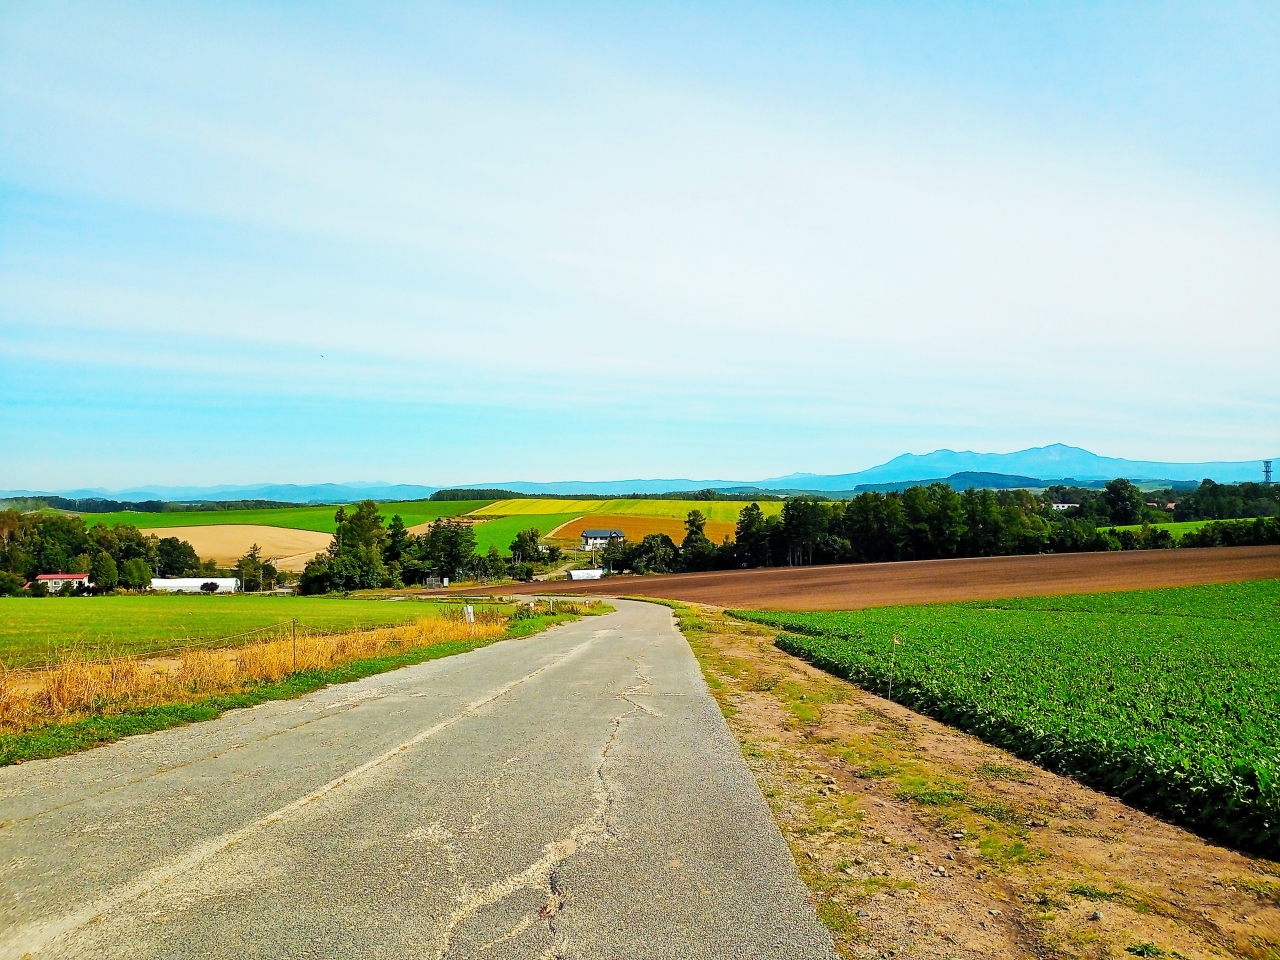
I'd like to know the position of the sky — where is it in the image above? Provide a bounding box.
[2,1,1278,490]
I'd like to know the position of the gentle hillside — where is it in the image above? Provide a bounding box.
[472,498,784,523]
[71,500,493,533]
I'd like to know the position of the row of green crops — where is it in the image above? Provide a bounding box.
[730,579,1280,858]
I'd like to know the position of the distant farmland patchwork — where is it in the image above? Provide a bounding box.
[82,500,493,533]
[60,497,776,567]
[549,515,737,545]
[472,514,584,554]
[471,498,783,523]
[733,579,1280,856]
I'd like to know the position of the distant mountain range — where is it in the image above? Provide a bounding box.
[3,444,1272,505]
[0,481,440,504]
[758,444,1272,491]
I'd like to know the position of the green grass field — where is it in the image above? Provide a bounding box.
[472,514,583,553]
[732,579,1280,856]
[1105,520,1209,537]
[71,500,493,533]
[472,498,783,523]
[0,595,495,667]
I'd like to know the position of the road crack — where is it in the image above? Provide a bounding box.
[435,653,657,960]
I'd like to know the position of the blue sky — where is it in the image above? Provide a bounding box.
[2,1,1278,489]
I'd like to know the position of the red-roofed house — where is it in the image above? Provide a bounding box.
[33,572,92,592]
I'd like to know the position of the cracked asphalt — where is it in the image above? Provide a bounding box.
[0,600,836,958]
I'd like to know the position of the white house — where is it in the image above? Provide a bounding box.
[150,577,240,594]
[33,572,92,592]
[1050,503,1077,511]
[579,529,624,550]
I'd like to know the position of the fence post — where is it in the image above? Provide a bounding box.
[292,619,297,672]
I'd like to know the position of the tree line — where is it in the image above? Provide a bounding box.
[600,478,1258,575]
[297,501,561,594]
[0,509,210,596]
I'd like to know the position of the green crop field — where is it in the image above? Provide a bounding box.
[472,514,583,553]
[732,579,1280,857]
[71,500,493,533]
[472,498,783,523]
[1105,520,1210,537]
[0,595,491,667]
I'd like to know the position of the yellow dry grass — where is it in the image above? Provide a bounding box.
[158,524,333,571]
[0,614,506,734]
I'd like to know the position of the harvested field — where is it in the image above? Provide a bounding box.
[501,545,1280,609]
[157,524,332,571]
[548,514,737,545]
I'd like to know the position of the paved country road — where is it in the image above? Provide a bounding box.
[0,601,835,959]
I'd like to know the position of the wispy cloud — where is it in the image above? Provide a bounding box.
[2,2,1277,487]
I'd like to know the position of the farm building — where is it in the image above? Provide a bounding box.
[33,572,92,592]
[150,577,240,594]
[1050,503,1076,511]
[580,528,624,550]
[567,568,604,580]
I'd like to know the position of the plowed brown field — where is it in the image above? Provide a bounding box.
[496,545,1280,609]
[547,514,736,545]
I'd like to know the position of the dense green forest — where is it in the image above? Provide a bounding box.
[1171,479,1280,520]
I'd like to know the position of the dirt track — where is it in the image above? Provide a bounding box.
[499,545,1280,609]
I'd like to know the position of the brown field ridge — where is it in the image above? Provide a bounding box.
[499,545,1280,609]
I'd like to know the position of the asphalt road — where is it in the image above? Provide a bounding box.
[0,600,835,959]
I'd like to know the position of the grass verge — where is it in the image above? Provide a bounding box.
[661,600,1280,960]
[1,608,605,766]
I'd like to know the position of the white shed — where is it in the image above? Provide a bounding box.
[150,577,240,594]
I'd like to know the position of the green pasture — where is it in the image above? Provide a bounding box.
[734,578,1280,857]
[472,514,583,553]
[71,500,493,533]
[0,595,495,667]
[472,498,782,523]
[1104,520,1209,537]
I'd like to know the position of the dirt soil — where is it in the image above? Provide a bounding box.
[503,545,1280,610]
[157,524,332,572]
[674,604,1280,960]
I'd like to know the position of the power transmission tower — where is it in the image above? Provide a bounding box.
[1265,460,1274,485]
